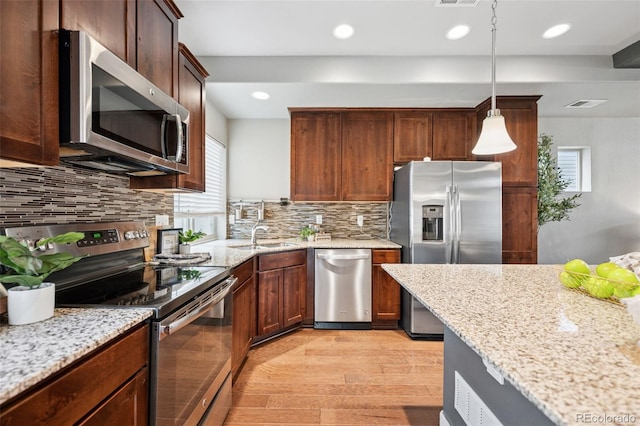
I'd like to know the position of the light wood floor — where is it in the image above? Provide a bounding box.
[224,328,444,426]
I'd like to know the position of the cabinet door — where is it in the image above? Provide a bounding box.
[60,0,136,67]
[232,275,254,379]
[493,98,540,186]
[372,265,401,321]
[257,270,282,336]
[393,112,433,163]
[432,111,474,161]
[282,264,306,328]
[79,366,148,426]
[290,112,342,201]
[0,0,59,166]
[372,249,401,327]
[475,96,540,186]
[502,186,537,264]
[136,0,181,97]
[341,112,394,201]
[176,44,207,191]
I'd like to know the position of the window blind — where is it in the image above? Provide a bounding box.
[175,136,226,215]
[557,149,580,192]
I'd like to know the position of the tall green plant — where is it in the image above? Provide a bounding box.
[537,133,581,229]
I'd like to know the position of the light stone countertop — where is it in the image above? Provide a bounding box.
[194,238,400,268]
[0,238,397,406]
[0,308,152,405]
[382,263,640,426]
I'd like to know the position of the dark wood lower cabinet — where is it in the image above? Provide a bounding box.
[0,324,149,426]
[255,250,307,342]
[232,258,256,380]
[372,249,401,329]
[502,186,538,264]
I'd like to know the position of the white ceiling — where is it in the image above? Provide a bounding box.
[175,0,640,119]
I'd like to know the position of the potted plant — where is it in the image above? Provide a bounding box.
[178,229,206,254]
[0,232,85,325]
[537,133,582,231]
[300,225,316,242]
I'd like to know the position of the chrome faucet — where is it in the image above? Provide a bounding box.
[250,223,269,245]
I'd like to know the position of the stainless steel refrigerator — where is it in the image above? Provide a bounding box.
[390,161,502,339]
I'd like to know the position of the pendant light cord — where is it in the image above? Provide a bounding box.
[490,0,498,113]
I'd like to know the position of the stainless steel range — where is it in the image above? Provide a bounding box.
[2,221,235,426]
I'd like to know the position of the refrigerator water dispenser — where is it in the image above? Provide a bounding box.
[422,205,443,241]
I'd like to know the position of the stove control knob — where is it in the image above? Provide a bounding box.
[124,231,136,240]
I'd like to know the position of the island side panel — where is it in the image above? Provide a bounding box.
[442,326,555,426]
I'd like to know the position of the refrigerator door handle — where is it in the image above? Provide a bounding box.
[453,184,462,264]
[445,185,454,264]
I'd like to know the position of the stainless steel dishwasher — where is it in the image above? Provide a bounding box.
[314,249,372,329]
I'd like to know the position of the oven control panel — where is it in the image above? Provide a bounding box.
[77,229,120,247]
[2,221,149,256]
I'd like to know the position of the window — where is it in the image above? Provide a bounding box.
[557,147,591,192]
[174,135,227,239]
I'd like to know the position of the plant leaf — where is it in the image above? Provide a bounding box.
[36,232,85,248]
[0,274,44,287]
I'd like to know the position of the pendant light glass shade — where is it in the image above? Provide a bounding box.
[471,0,517,156]
[472,109,516,155]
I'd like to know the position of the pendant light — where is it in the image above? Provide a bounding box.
[471,0,516,156]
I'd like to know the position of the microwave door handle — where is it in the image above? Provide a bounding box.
[173,114,183,163]
[161,114,183,162]
[160,114,169,159]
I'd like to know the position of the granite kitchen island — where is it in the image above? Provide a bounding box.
[382,264,640,426]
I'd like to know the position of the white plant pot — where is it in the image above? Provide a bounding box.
[7,282,55,326]
[307,235,315,242]
[179,244,191,254]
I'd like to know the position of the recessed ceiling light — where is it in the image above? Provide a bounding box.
[543,23,571,39]
[333,24,354,40]
[446,25,470,40]
[251,91,270,100]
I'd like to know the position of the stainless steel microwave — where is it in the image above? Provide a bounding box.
[59,30,189,176]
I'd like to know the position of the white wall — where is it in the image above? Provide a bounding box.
[538,117,640,264]
[227,119,290,200]
[205,99,228,146]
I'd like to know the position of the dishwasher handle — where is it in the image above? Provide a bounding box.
[317,253,371,261]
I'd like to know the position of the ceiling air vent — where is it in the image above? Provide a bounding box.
[435,0,480,6]
[565,99,607,108]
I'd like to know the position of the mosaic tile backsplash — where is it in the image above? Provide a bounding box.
[0,166,173,228]
[227,200,389,240]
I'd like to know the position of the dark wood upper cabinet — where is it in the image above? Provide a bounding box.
[475,96,541,186]
[0,0,60,166]
[432,110,475,161]
[393,112,433,163]
[136,0,182,98]
[60,0,136,67]
[290,112,342,201]
[341,111,394,201]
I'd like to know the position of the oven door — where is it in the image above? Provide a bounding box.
[151,276,236,426]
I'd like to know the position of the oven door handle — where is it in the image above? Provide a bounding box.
[159,277,237,341]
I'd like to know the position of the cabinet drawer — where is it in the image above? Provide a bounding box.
[233,258,255,286]
[258,250,306,271]
[372,249,400,264]
[1,324,149,425]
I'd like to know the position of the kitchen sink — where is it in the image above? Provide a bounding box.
[259,242,298,248]
[229,242,298,250]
